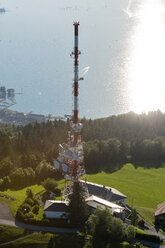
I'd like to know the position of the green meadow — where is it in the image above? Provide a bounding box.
[0,180,65,219]
[0,225,25,244]
[87,163,165,223]
[0,233,54,248]
[0,232,148,248]
[0,185,45,217]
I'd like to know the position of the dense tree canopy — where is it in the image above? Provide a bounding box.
[87,208,126,241]
[42,178,61,196]
[1,110,165,189]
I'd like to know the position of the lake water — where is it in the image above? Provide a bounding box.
[0,0,165,119]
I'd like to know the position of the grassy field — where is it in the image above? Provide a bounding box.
[1,232,148,248]
[87,163,165,223]
[0,225,25,244]
[0,164,164,224]
[0,180,65,219]
[0,232,54,248]
[0,185,45,217]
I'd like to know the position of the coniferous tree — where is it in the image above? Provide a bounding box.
[68,182,89,227]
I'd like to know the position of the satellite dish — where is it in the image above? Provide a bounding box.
[54,160,60,169]
[62,163,69,173]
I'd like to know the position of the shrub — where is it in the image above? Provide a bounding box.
[42,178,58,193]
[32,204,39,214]
[24,213,34,220]
[0,176,11,190]
[21,203,31,213]
[26,188,33,198]
[24,197,34,206]
[16,209,26,221]
[33,198,39,206]
[126,225,136,242]
[16,189,41,223]
[108,216,126,241]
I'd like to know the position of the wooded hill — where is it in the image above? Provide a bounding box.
[1,110,165,189]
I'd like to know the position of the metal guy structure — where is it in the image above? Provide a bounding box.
[54,22,88,198]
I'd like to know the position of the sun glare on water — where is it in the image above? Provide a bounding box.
[128,0,165,114]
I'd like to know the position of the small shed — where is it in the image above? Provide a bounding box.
[44,200,69,219]
[155,203,165,225]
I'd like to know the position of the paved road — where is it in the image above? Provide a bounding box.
[136,239,165,248]
[0,203,14,221]
[15,220,78,233]
[0,218,78,233]
[143,220,165,241]
[0,203,17,227]
[138,220,165,247]
[0,219,16,227]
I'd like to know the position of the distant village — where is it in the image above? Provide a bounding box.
[0,109,62,126]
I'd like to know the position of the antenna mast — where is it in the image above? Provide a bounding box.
[54,22,88,197]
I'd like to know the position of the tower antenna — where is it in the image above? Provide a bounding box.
[54,22,88,198]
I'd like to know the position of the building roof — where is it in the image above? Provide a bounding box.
[86,195,124,213]
[82,181,126,203]
[44,200,69,212]
[155,203,165,216]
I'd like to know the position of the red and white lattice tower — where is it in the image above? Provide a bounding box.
[54,22,88,199]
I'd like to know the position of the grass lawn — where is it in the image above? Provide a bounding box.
[0,180,65,220]
[87,163,165,223]
[0,225,24,244]
[0,229,151,248]
[1,232,54,248]
[1,233,143,248]
[0,185,45,217]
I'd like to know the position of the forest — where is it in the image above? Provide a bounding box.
[1,110,165,189]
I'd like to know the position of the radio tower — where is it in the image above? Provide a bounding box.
[54,22,88,199]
